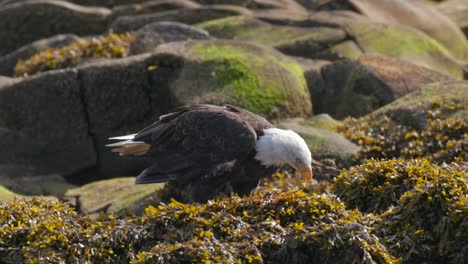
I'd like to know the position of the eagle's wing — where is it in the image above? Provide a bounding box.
[132,105,258,185]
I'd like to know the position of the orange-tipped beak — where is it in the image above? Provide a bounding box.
[298,167,313,183]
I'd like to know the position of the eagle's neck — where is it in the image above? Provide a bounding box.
[254,128,309,168]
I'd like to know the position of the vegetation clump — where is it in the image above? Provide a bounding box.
[337,101,467,164]
[376,162,467,263]
[333,158,444,213]
[14,32,135,76]
[0,174,398,263]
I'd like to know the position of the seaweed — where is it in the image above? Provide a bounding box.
[14,32,135,76]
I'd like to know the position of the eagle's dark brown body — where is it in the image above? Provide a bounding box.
[128,104,278,202]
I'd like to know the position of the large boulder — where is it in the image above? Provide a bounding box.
[0,185,20,202]
[347,0,468,61]
[310,53,455,119]
[111,0,200,17]
[437,0,468,38]
[0,164,75,197]
[77,55,155,178]
[0,69,96,176]
[0,0,110,56]
[374,80,468,122]
[343,21,463,78]
[150,39,312,118]
[0,34,81,76]
[64,177,164,216]
[110,5,251,33]
[129,21,212,55]
[196,16,347,59]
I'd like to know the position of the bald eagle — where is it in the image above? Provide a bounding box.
[107,105,312,202]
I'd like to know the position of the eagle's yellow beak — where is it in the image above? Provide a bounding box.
[298,166,313,183]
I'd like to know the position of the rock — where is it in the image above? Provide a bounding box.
[0,164,75,197]
[0,69,96,175]
[64,177,164,216]
[77,55,155,178]
[347,0,468,61]
[111,0,200,17]
[0,0,110,56]
[129,21,211,55]
[150,39,312,118]
[311,53,455,119]
[374,80,468,123]
[304,114,342,131]
[193,0,304,10]
[0,34,81,76]
[344,21,463,78]
[0,76,19,88]
[110,5,251,33]
[437,0,468,38]
[278,119,360,166]
[196,16,347,59]
[68,0,149,7]
[0,185,21,201]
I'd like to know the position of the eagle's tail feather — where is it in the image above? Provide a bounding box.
[109,134,137,140]
[107,134,150,156]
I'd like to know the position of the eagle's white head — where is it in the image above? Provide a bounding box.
[254,128,313,182]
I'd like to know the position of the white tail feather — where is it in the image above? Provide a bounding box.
[107,133,150,156]
[106,140,145,147]
[109,134,137,140]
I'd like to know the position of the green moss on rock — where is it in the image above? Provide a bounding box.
[0,185,20,202]
[14,32,135,76]
[346,22,463,78]
[166,40,311,118]
[196,16,345,48]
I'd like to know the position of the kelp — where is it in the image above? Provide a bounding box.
[337,101,466,164]
[0,175,397,263]
[14,32,135,76]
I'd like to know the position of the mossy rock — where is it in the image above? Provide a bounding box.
[0,185,20,201]
[128,21,211,55]
[323,40,363,60]
[311,54,454,119]
[437,0,468,38]
[374,80,468,121]
[152,39,312,118]
[110,5,251,33]
[111,0,200,17]
[345,21,463,78]
[196,16,347,58]
[65,177,164,216]
[304,113,342,131]
[348,0,468,61]
[278,119,360,166]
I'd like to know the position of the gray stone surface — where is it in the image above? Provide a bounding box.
[0,0,110,55]
[110,5,250,32]
[0,69,96,175]
[129,21,211,55]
